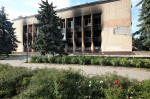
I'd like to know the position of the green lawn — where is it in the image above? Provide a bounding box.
[0,54,24,60]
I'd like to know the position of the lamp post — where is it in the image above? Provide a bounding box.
[23,42,31,63]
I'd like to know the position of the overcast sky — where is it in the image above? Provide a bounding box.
[0,0,141,33]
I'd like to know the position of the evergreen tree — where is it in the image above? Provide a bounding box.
[0,7,19,57]
[133,0,150,50]
[32,0,66,56]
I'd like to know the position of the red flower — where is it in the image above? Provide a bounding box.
[59,82,61,84]
[3,98,5,99]
[113,70,116,72]
[117,84,118,87]
[108,83,110,85]
[16,88,17,90]
[111,85,113,87]
[114,80,117,83]
[102,75,104,77]
[120,85,122,89]
[118,82,119,84]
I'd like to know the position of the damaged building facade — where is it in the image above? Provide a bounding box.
[13,0,132,54]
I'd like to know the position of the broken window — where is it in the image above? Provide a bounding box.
[84,18,91,26]
[94,17,101,25]
[68,20,73,28]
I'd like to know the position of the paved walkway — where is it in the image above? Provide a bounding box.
[0,56,150,81]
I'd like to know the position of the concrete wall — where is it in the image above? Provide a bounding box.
[13,17,38,52]
[57,0,132,52]
[13,0,132,52]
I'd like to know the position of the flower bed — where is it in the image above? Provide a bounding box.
[30,56,150,68]
[0,64,150,98]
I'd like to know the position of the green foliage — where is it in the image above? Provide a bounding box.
[35,56,43,63]
[0,64,33,98]
[55,56,62,64]
[120,58,130,67]
[133,59,143,68]
[61,56,70,64]
[110,58,120,66]
[1,64,150,98]
[30,56,150,68]
[31,0,66,56]
[71,57,79,64]
[48,56,56,63]
[30,56,38,63]
[144,60,150,68]
[0,7,19,56]
[42,57,48,63]
[133,0,150,50]
[98,58,108,66]
[79,56,91,65]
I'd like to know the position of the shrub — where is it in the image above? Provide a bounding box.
[134,60,143,68]
[110,58,120,66]
[29,56,150,68]
[144,60,150,68]
[55,56,62,64]
[1,64,150,98]
[48,56,55,63]
[35,56,43,63]
[30,56,38,63]
[42,57,48,63]
[79,56,91,65]
[0,64,33,98]
[90,58,99,65]
[98,58,107,66]
[120,58,130,67]
[71,57,78,64]
[61,56,70,64]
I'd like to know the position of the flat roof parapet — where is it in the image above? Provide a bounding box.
[13,0,119,21]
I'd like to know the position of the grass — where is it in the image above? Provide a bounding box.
[0,54,24,60]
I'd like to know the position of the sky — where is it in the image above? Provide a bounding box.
[0,0,141,33]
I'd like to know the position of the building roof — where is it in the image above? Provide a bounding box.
[56,0,118,13]
[13,0,118,21]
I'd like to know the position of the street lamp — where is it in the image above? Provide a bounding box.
[23,42,31,63]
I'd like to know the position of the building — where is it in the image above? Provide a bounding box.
[13,0,132,55]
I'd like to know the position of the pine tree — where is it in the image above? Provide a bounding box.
[32,0,66,56]
[0,7,19,57]
[133,0,150,50]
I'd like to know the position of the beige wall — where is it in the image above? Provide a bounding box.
[13,17,38,52]
[13,0,132,52]
[57,0,132,52]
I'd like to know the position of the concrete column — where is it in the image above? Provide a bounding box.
[91,14,94,52]
[73,17,76,52]
[65,18,68,52]
[82,15,85,52]
[32,24,35,52]
[27,25,29,52]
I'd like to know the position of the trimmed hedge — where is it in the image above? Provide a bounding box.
[0,64,150,98]
[30,56,150,68]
